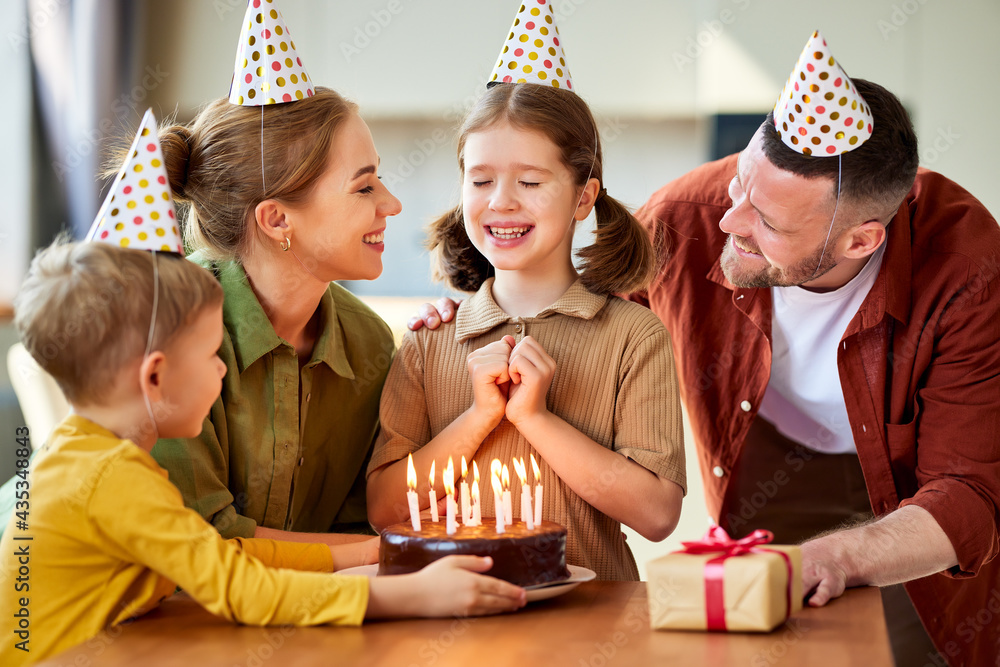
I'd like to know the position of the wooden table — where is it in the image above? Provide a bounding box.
[39,584,891,666]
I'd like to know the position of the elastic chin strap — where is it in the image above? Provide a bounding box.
[290,247,326,284]
[571,129,600,227]
[809,153,843,280]
[141,251,160,442]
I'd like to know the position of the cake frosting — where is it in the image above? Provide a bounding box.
[378,519,571,587]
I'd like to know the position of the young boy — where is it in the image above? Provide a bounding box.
[0,242,524,666]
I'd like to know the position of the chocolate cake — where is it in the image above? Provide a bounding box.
[378,519,571,587]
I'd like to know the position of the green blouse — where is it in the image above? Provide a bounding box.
[151,256,394,538]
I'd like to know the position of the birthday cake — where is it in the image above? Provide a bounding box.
[378,519,571,587]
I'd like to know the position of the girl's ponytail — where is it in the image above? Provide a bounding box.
[577,193,662,295]
[426,205,492,293]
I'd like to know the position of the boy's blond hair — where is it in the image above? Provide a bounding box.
[13,241,224,405]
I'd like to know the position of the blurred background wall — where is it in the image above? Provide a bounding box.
[1,0,998,575]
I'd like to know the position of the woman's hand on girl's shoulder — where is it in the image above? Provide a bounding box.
[408,297,461,331]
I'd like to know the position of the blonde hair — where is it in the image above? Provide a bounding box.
[13,240,223,405]
[427,84,659,295]
[105,87,358,263]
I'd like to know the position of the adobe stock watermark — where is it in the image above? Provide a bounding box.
[52,64,170,183]
[340,0,413,63]
[751,618,810,667]
[8,0,69,54]
[920,587,1000,667]
[673,0,753,72]
[920,126,959,166]
[877,0,932,41]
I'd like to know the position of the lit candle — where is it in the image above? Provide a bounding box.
[444,456,457,535]
[501,464,513,526]
[470,478,480,528]
[428,460,438,523]
[406,453,421,532]
[531,453,543,527]
[472,461,482,526]
[460,455,471,526]
[491,465,504,534]
[514,457,533,530]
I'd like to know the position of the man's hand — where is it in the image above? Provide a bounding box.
[800,539,851,606]
[408,297,461,331]
[798,505,959,607]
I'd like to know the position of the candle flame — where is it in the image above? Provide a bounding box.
[461,455,468,480]
[444,456,455,496]
[513,457,527,485]
[473,460,480,484]
[491,470,502,496]
[502,463,510,490]
[530,453,540,482]
[471,480,480,502]
[491,459,502,482]
[428,459,435,488]
[406,453,417,490]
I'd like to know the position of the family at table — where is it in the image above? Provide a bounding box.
[1,2,998,667]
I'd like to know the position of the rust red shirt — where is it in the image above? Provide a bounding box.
[633,154,1000,666]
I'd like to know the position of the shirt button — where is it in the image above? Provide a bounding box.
[740,400,752,412]
[514,323,523,333]
[712,466,725,478]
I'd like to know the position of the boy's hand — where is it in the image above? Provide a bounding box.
[415,556,526,617]
[330,536,380,571]
[505,337,555,426]
[408,298,461,331]
[466,336,516,427]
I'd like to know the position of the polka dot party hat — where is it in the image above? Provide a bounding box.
[489,0,573,90]
[86,109,183,253]
[773,31,873,156]
[229,0,313,106]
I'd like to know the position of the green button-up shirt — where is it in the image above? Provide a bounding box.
[152,257,394,538]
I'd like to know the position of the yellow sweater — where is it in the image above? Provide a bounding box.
[0,416,369,666]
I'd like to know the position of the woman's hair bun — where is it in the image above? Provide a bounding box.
[159,125,194,199]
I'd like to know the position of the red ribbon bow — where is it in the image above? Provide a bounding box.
[676,526,793,631]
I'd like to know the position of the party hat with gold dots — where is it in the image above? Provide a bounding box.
[86,109,183,253]
[489,0,573,90]
[229,0,314,106]
[773,31,873,156]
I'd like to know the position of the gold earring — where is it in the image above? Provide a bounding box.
[279,236,291,252]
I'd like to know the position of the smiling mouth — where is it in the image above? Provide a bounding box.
[489,225,532,240]
[363,231,385,244]
[732,235,762,256]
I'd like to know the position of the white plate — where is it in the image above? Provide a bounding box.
[337,564,596,603]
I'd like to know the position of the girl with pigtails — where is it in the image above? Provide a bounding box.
[366,74,686,580]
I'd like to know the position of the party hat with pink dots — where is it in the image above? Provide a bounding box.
[489,0,573,90]
[229,0,314,106]
[86,109,183,253]
[773,31,873,156]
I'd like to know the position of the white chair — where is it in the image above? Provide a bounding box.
[7,343,69,450]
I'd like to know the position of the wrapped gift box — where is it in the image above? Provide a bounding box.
[647,527,803,632]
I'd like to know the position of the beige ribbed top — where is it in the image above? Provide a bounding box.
[369,279,685,580]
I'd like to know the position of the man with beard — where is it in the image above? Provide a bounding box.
[629,36,1000,667]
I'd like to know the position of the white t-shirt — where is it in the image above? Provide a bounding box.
[757,243,886,454]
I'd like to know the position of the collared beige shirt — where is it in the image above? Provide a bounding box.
[153,257,394,538]
[370,278,685,580]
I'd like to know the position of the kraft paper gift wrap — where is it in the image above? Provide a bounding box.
[647,527,803,632]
